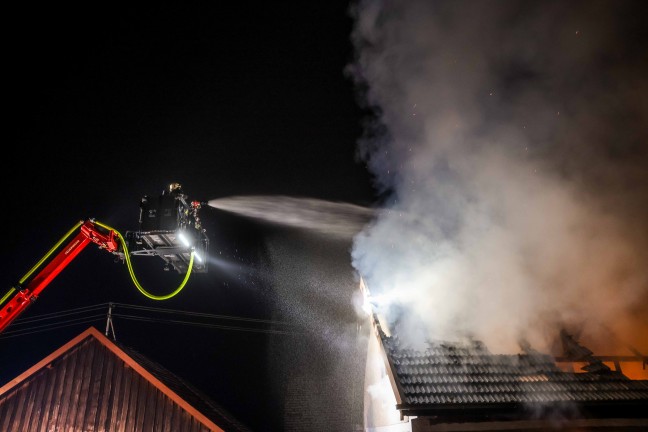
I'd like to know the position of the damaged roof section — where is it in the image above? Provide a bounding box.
[373,317,648,422]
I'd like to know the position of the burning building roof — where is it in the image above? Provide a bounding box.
[361,283,648,431]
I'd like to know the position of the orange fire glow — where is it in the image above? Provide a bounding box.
[556,361,648,380]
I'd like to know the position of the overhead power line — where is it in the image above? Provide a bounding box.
[112,314,302,335]
[9,303,110,325]
[0,303,302,340]
[0,315,106,339]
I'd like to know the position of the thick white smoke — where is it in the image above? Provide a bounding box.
[348,0,648,353]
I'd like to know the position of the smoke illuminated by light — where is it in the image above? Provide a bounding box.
[347,0,648,355]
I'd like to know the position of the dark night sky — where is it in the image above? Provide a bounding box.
[3,2,648,431]
[2,3,375,431]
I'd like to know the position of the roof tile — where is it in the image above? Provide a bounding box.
[380,332,648,410]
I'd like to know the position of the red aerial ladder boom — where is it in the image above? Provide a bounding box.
[0,220,119,334]
[0,183,209,335]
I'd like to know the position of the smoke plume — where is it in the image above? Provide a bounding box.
[347,0,648,353]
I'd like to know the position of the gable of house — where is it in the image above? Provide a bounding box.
[0,326,251,432]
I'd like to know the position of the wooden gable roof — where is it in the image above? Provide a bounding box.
[0,326,251,432]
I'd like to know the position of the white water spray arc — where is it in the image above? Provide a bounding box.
[208,195,374,240]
